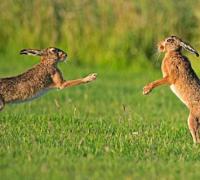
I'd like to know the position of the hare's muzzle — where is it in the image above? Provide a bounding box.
[158,42,165,52]
[61,53,68,62]
[58,51,67,61]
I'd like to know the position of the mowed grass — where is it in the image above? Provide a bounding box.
[1,60,200,179]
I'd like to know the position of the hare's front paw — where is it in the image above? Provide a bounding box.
[83,73,97,83]
[143,84,153,95]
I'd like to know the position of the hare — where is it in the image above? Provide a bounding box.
[143,36,200,143]
[0,47,97,111]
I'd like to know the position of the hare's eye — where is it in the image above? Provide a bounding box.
[50,49,57,53]
[167,39,174,43]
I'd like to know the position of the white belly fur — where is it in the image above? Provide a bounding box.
[11,88,51,104]
[170,85,187,106]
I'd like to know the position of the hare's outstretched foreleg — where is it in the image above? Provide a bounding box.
[52,73,97,89]
[61,73,97,88]
[0,97,5,111]
[188,113,200,143]
[143,76,170,95]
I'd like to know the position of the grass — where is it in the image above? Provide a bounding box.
[1,59,200,179]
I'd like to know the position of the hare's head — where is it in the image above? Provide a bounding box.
[158,36,199,57]
[20,47,67,64]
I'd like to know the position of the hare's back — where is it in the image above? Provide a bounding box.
[0,67,53,103]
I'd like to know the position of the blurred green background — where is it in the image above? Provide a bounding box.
[0,0,200,70]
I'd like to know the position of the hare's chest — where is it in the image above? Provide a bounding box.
[161,59,169,77]
[170,85,188,106]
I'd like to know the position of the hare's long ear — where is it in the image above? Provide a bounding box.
[20,49,43,56]
[180,41,199,57]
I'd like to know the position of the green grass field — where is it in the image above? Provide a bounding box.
[1,61,200,180]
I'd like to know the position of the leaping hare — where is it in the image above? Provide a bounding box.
[143,36,200,143]
[0,47,97,111]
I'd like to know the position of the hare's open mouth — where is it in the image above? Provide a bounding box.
[60,54,67,62]
[158,42,165,52]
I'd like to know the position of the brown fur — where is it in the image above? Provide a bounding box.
[143,36,200,143]
[0,47,97,111]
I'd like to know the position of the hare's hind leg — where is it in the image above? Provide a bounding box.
[188,113,200,143]
[0,97,4,111]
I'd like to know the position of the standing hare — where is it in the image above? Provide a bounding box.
[143,36,200,143]
[0,47,97,111]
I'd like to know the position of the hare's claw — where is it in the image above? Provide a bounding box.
[143,84,152,95]
[83,73,97,83]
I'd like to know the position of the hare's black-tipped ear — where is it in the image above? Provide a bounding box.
[20,49,43,56]
[180,42,199,57]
